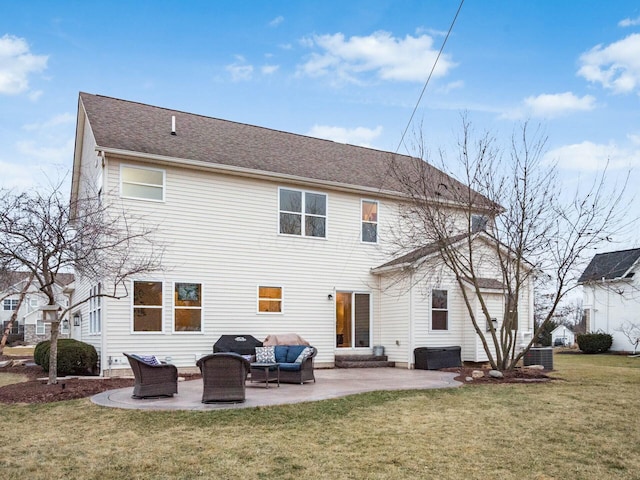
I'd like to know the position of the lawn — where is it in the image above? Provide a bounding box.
[1,354,638,480]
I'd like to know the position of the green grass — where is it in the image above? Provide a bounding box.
[1,354,639,479]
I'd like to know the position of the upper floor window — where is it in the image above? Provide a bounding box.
[431,289,448,331]
[471,214,488,233]
[89,284,102,334]
[279,188,326,238]
[3,299,19,310]
[174,282,202,332]
[121,165,165,201]
[133,281,163,332]
[361,200,378,243]
[258,286,283,313]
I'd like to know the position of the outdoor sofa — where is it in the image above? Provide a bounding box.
[123,353,178,398]
[252,345,317,384]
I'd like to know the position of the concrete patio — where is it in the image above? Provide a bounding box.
[92,367,461,411]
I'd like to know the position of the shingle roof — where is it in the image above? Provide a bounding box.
[373,233,470,270]
[78,92,492,205]
[577,248,640,283]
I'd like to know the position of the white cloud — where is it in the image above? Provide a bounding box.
[225,56,254,81]
[16,137,74,164]
[619,17,640,27]
[437,80,464,94]
[306,125,383,147]
[544,141,640,171]
[297,31,456,84]
[0,34,48,95]
[524,92,596,118]
[269,16,284,27]
[578,33,640,94]
[23,112,75,131]
[261,64,279,75]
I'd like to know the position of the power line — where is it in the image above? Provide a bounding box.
[395,0,465,155]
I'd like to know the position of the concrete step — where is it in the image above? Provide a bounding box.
[334,355,394,368]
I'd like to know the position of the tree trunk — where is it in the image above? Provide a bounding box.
[48,317,59,385]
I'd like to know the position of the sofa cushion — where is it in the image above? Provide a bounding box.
[286,345,307,363]
[278,362,302,372]
[294,347,314,363]
[255,346,276,363]
[274,345,289,363]
[134,354,161,366]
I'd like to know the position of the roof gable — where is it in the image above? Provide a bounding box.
[578,248,640,283]
[78,92,489,205]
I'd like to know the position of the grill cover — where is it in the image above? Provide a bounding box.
[213,335,263,355]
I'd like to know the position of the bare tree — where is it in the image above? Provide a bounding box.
[616,321,640,354]
[0,272,34,354]
[388,117,629,370]
[0,183,162,383]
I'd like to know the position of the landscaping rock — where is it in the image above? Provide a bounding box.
[0,360,13,368]
[489,370,504,379]
[525,365,545,370]
[471,370,485,379]
[465,376,473,382]
[10,359,27,366]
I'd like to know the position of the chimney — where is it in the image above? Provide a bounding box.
[171,115,176,135]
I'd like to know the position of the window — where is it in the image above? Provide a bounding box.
[258,286,282,313]
[3,299,19,310]
[28,298,38,313]
[279,188,327,238]
[431,289,448,330]
[471,214,488,233]
[361,200,378,243]
[133,281,163,332]
[89,284,102,334]
[174,283,202,332]
[36,318,45,335]
[121,165,165,201]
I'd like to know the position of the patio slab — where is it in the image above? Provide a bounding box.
[91,367,461,411]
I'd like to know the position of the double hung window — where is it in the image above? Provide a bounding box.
[431,289,448,330]
[174,283,202,332]
[361,200,378,243]
[133,281,163,332]
[258,286,282,313]
[121,165,165,201]
[89,284,102,334]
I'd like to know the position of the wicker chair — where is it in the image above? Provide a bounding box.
[123,353,178,399]
[196,353,250,403]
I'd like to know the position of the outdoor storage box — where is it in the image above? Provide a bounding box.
[414,346,462,370]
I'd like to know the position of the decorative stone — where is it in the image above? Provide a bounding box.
[0,360,13,368]
[471,370,485,379]
[489,370,504,379]
[10,359,26,366]
[465,376,473,382]
[525,364,545,370]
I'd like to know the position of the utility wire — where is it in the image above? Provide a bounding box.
[394,0,465,156]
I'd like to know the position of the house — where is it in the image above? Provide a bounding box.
[550,325,575,346]
[578,248,640,351]
[0,272,74,344]
[69,93,534,375]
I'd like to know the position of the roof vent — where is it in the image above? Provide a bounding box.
[171,115,176,135]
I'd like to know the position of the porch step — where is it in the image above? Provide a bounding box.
[335,355,395,368]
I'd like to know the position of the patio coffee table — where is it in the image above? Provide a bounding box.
[250,363,280,388]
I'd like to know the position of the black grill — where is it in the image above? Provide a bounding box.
[213,335,263,355]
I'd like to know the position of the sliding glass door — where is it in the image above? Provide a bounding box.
[336,292,370,348]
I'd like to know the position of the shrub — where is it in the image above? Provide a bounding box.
[576,333,613,354]
[34,339,98,375]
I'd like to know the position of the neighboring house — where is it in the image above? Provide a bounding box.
[578,248,640,351]
[0,272,74,344]
[70,93,534,375]
[551,325,575,346]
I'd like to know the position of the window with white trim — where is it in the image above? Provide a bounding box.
[174,282,202,332]
[3,299,19,310]
[279,188,327,238]
[258,286,282,313]
[89,284,102,334]
[36,318,45,335]
[431,289,448,330]
[121,165,165,201]
[133,281,163,332]
[361,200,378,243]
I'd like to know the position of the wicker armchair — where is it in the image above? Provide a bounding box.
[196,353,250,403]
[123,353,178,399]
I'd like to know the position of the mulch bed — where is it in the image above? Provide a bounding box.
[0,355,201,404]
[444,365,552,384]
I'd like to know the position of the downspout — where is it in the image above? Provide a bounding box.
[407,271,414,369]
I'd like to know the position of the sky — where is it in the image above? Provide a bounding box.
[1,0,639,251]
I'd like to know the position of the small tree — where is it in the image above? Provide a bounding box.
[388,117,629,370]
[0,182,162,383]
[616,321,640,354]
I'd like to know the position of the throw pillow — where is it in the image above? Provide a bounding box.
[137,354,161,366]
[255,346,276,363]
[294,347,314,363]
